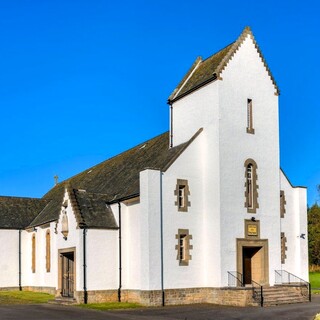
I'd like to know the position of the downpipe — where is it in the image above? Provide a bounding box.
[118,202,122,302]
[83,228,88,304]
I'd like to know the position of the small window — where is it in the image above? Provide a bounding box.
[280,190,286,218]
[32,234,36,273]
[46,231,51,273]
[175,229,193,266]
[281,232,287,264]
[174,179,190,212]
[178,186,185,208]
[246,99,255,134]
[244,159,259,213]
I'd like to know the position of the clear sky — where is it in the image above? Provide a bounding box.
[0,0,319,205]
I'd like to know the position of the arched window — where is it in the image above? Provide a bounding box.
[32,234,36,273]
[244,159,258,213]
[46,231,51,272]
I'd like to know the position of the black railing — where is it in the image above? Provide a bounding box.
[227,271,244,287]
[251,279,263,307]
[275,270,311,302]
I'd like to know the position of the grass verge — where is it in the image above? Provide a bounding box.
[78,302,142,311]
[310,272,320,294]
[0,291,54,305]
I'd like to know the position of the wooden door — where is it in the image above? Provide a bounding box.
[61,252,74,297]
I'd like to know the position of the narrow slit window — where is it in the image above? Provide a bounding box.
[247,164,253,209]
[244,159,258,213]
[247,99,254,134]
[179,234,186,261]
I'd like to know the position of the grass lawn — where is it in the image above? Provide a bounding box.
[78,302,142,311]
[0,291,54,305]
[310,272,320,293]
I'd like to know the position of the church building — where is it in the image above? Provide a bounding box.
[0,27,309,307]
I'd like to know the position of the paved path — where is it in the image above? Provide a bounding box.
[0,296,319,320]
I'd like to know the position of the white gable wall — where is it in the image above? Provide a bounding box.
[218,35,281,285]
[55,190,83,291]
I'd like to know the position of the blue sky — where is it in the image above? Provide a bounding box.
[0,0,319,205]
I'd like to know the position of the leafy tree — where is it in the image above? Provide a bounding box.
[308,203,320,265]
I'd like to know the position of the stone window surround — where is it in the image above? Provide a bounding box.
[244,159,259,213]
[280,190,286,218]
[175,229,193,266]
[46,230,51,273]
[174,179,191,212]
[281,232,287,264]
[246,98,255,134]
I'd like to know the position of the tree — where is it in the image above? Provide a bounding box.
[308,203,320,265]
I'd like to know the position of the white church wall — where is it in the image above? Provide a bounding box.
[171,81,219,146]
[162,133,209,289]
[85,229,118,290]
[0,230,19,287]
[280,170,308,281]
[139,169,162,291]
[121,200,141,290]
[218,34,281,286]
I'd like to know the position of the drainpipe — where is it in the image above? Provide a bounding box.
[83,228,88,304]
[18,229,22,291]
[118,202,122,302]
[160,171,165,306]
[170,104,173,148]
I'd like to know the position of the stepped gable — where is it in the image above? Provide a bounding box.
[169,26,279,103]
[30,131,194,228]
[0,196,49,229]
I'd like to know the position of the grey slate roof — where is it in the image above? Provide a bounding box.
[169,26,279,103]
[29,130,201,228]
[0,196,49,229]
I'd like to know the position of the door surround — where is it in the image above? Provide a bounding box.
[58,247,76,297]
[236,239,269,285]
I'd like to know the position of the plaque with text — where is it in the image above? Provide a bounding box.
[248,224,258,236]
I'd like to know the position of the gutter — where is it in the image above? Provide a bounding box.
[83,228,88,304]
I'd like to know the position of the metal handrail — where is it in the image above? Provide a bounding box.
[275,270,311,302]
[227,271,244,287]
[251,279,263,307]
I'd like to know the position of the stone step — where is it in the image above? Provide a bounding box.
[261,286,309,306]
[48,297,77,305]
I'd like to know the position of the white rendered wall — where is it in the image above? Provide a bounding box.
[171,81,222,287]
[21,224,57,289]
[171,81,219,146]
[0,230,19,287]
[218,35,281,286]
[85,229,118,290]
[121,201,141,290]
[280,171,308,281]
[139,169,162,290]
